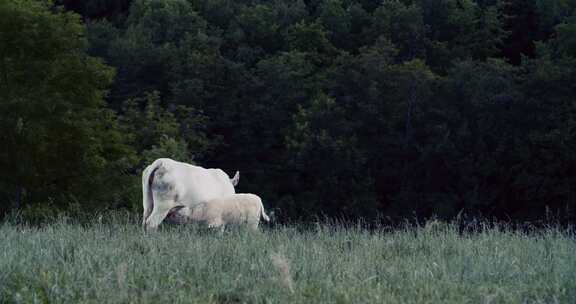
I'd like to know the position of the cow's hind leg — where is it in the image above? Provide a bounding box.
[145,196,179,232]
[247,219,260,232]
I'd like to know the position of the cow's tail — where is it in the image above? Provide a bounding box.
[142,159,163,228]
[260,202,270,222]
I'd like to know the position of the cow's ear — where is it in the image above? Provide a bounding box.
[231,171,240,186]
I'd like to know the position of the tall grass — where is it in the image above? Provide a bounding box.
[1,215,575,303]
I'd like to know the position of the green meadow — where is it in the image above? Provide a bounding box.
[1,215,575,304]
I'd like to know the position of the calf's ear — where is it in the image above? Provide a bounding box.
[230,171,240,186]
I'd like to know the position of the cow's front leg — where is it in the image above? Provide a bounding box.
[207,218,225,235]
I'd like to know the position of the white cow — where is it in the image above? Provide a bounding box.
[142,158,239,231]
[189,193,270,232]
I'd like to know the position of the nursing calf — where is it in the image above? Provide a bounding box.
[142,158,239,231]
[189,193,270,232]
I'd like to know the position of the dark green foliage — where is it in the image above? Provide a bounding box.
[55,0,132,20]
[120,91,212,164]
[2,0,575,224]
[0,0,136,213]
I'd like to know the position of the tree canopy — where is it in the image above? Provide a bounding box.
[1,0,575,225]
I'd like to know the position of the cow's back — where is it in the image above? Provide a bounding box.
[160,159,235,206]
[221,194,261,223]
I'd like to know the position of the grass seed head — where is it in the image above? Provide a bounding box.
[270,252,294,294]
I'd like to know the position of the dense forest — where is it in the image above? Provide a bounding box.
[1,0,575,224]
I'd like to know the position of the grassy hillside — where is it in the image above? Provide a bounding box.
[1,216,575,303]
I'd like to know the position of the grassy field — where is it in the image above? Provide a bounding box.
[1,215,575,304]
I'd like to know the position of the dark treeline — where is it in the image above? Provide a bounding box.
[1,0,575,224]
